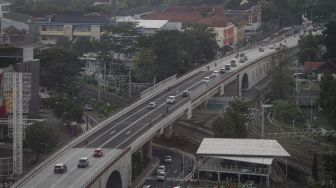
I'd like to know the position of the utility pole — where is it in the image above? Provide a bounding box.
[128,65,132,100]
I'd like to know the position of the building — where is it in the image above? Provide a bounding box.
[0,0,10,17]
[35,13,112,44]
[115,16,182,35]
[0,28,40,114]
[141,5,240,48]
[196,138,290,186]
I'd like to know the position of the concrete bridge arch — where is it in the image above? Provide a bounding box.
[106,170,122,188]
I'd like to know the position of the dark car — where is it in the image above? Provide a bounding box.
[182,90,190,97]
[54,164,67,174]
[78,157,89,168]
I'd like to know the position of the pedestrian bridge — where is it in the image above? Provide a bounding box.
[13,34,302,188]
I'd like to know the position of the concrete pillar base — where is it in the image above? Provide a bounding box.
[142,139,152,160]
[220,84,225,96]
[187,105,192,119]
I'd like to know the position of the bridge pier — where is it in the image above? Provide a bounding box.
[142,139,152,160]
[237,74,241,97]
[164,124,173,138]
[219,83,225,96]
[187,105,192,119]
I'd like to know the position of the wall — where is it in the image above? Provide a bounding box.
[91,25,101,40]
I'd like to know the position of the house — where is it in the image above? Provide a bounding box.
[141,5,242,48]
[32,12,113,44]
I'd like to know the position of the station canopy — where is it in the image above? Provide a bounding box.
[197,138,290,159]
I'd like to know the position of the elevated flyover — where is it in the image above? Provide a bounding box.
[13,32,306,188]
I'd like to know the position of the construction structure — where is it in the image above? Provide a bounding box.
[196,138,290,186]
[3,72,31,176]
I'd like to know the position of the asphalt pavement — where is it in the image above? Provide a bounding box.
[141,147,193,188]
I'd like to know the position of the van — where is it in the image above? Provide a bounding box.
[147,102,156,109]
[224,64,231,71]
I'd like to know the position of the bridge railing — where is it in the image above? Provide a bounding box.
[80,147,131,188]
[140,74,177,98]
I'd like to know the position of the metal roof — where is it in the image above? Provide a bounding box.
[137,20,168,29]
[197,138,290,157]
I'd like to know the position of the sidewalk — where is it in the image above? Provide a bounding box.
[130,157,159,188]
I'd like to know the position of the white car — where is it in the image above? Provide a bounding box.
[213,70,219,76]
[157,171,165,181]
[164,155,172,163]
[147,102,156,109]
[203,76,210,83]
[166,96,176,104]
[157,165,166,174]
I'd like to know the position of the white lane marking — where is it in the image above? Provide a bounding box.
[87,71,209,146]
[126,131,131,135]
[110,131,116,134]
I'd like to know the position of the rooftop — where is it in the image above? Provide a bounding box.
[304,61,324,72]
[197,138,290,157]
[137,20,168,29]
[50,13,110,24]
[0,0,10,5]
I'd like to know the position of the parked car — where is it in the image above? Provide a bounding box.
[182,90,190,97]
[203,76,211,83]
[77,157,89,168]
[157,171,165,181]
[93,148,103,157]
[157,165,166,174]
[147,102,156,109]
[164,155,172,163]
[54,164,67,174]
[166,96,176,104]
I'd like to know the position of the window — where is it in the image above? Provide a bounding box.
[42,25,47,31]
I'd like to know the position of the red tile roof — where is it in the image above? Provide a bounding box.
[304,61,324,72]
[142,5,230,27]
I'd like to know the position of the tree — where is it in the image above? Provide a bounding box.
[71,37,95,56]
[323,21,336,60]
[298,34,324,64]
[212,98,249,138]
[55,36,72,49]
[24,123,58,160]
[319,74,336,123]
[132,48,157,82]
[312,151,319,182]
[272,100,305,125]
[323,152,336,186]
[53,98,83,122]
[35,48,82,89]
[269,45,292,100]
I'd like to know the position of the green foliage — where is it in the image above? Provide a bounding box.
[269,45,292,100]
[212,98,249,138]
[319,74,336,124]
[298,34,324,64]
[24,123,58,160]
[260,0,336,27]
[35,48,82,90]
[272,100,305,125]
[132,48,157,82]
[52,98,83,122]
[312,151,319,182]
[139,26,218,80]
[323,21,336,60]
